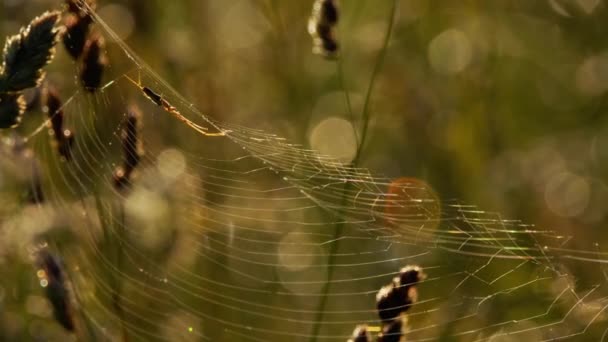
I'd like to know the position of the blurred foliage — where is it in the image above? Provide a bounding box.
[2,0,608,341]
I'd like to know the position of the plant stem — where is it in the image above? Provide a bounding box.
[309,2,398,341]
[353,0,398,166]
[338,57,358,144]
[114,201,130,342]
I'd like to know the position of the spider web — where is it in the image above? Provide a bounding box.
[12,4,608,342]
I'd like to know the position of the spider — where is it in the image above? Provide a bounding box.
[124,73,227,137]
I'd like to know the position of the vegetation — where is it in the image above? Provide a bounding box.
[1,1,608,341]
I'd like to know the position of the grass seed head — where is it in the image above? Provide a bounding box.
[0,93,26,128]
[80,36,107,92]
[45,86,74,160]
[123,106,143,170]
[114,105,143,190]
[376,265,424,322]
[0,11,61,93]
[308,0,339,58]
[65,0,96,16]
[63,13,93,60]
[377,317,406,342]
[347,324,371,342]
[36,249,75,332]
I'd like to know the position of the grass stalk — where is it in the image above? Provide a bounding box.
[353,0,397,165]
[337,57,358,144]
[95,194,129,342]
[309,1,398,341]
[113,201,130,342]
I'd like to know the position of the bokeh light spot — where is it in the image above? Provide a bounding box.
[157,148,187,181]
[544,172,590,218]
[125,188,171,249]
[575,54,608,96]
[277,232,320,271]
[428,28,472,75]
[385,177,441,235]
[309,117,357,164]
[98,4,135,41]
[25,295,51,318]
[218,1,270,50]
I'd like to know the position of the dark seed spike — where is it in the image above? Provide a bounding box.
[347,325,371,342]
[59,129,75,161]
[0,11,61,93]
[321,0,339,24]
[376,282,412,322]
[114,105,143,189]
[65,1,81,14]
[45,87,64,139]
[123,106,142,172]
[308,0,339,58]
[45,86,74,160]
[377,318,404,342]
[0,93,26,128]
[39,252,64,282]
[80,36,106,92]
[65,0,85,14]
[321,34,338,53]
[376,265,425,322]
[399,265,425,287]
[36,249,75,332]
[65,0,96,16]
[63,13,93,60]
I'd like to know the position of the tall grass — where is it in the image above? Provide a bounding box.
[309,1,398,341]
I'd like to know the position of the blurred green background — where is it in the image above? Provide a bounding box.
[2,0,608,341]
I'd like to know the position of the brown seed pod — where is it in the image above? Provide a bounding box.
[308,0,339,58]
[63,13,93,60]
[36,249,75,332]
[65,0,96,16]
[347,324,371,342]
[0,93,26,128]
[376,265,425,322]
[80,36,106,92]
[0,11,61,93]
[114,105,143,189]
[58,129,75,161]
[377,317,405,342]
[45,86,74,160]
